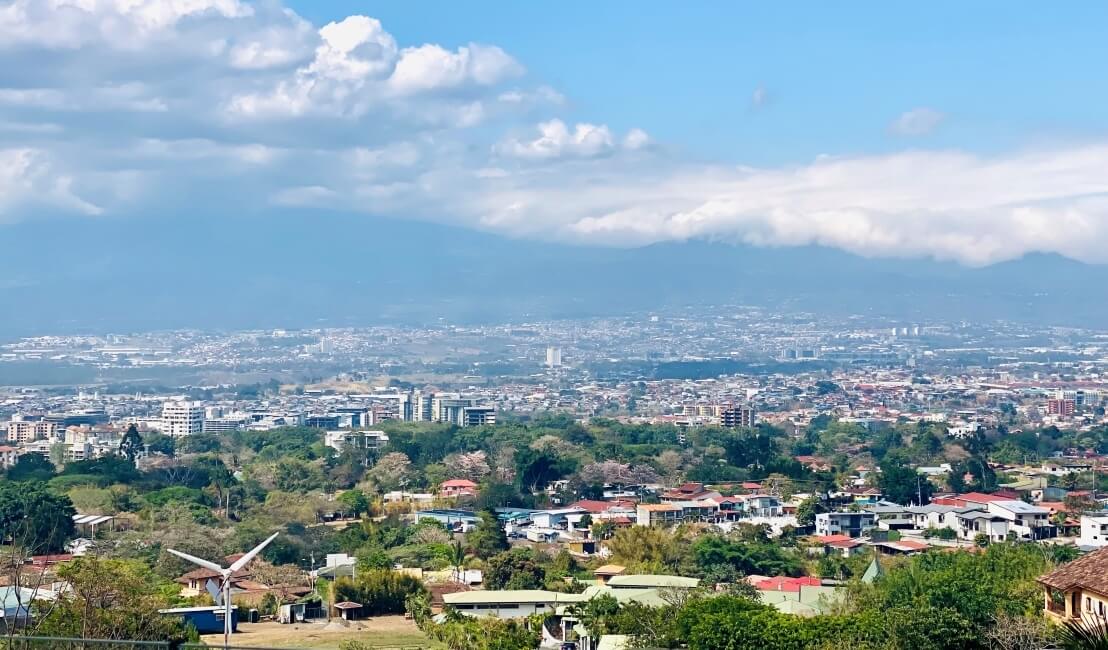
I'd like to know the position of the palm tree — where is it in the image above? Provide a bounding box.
[448,540,466,584]
[1058,613,1108,649]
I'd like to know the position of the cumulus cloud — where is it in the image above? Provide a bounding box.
[891,107,945,136]
[495,120,648,160]
[2,1,1108,267]
[0,148,102,219]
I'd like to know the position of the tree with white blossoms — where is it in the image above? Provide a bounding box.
[443,450,491,482]
[577,460,659,489]
[369,452,415,492]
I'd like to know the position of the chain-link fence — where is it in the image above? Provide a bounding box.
[0,638,169,650]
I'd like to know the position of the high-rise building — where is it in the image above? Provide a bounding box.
[1048,399,1076,418]
[431,395,477,424]
[462,406,497,427]
[546,346,563,367]
[409,390,434,422]
[161,401,205,437]
[719,404,756,428]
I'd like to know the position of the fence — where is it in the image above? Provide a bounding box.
[0,638,428,650]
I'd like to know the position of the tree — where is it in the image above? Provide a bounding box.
[338,489,370,518]
[446,540,466,583]
[0,482,76,554]
[273,457,325,493]
[33,557,191,642]
[369,452,415,491]
[467,509,508,559]
[118,424,144,463]
[692,535,802,578]
[877,458,932,505]
[591,520,616,540]
[605,525,689,573]
[444,450,491,481]
[484,548,546,589]
[5,453,56,482]
[252,562,308,602]
[795,496,827,528]
[578,460,660,489]
[332,569,426,617]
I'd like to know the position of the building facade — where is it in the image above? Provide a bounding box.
[161,402,205,437]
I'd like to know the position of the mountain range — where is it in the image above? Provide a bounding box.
[1,213,1104,336]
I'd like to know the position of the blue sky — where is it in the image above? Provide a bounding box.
[292,2,1108,163]
[1,1,1108,266]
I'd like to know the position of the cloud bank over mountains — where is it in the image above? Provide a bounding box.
[1,0,1108,266]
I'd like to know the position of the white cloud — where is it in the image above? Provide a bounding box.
[0,148,101,220]
[891,107,945,136]
[623,128,650,150]
[389,43,522,95]
[3,1,1108,268]
[496,120,648,160]
[0,0,252,49]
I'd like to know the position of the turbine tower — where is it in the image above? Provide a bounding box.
[167,532,279,648]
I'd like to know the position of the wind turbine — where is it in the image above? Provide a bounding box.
[168,532,279,648]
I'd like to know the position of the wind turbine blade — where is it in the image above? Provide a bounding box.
[229,532,279,572]
[206,578,223,605]
[167,548,227,574]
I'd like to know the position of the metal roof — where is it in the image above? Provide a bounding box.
[72,514,113,526]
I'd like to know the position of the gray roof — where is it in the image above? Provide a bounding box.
[958,511,1005,521]
[990,500,1048,515]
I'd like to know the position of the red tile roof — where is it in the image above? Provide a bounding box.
[754,576,823,592]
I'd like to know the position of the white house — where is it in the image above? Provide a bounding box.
[987,500,1055,540]
[1079,512,1108,548]
[443,590,572,619]
[815,512,876,538]
[955,510,1010,543]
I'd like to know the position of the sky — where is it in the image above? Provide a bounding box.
[1,1,1108,266]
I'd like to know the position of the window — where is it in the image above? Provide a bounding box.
[1086,597,1092,611]
[1100,601,1105,616]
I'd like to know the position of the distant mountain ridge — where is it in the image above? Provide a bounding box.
[1,213,1105,335]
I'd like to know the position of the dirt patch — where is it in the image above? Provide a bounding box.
[199,616,435,649]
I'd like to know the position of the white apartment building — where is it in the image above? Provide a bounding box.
[161,401,205,437]
[324,430,389,453]
[546,346,563,367]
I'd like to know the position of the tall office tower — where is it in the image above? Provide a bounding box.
[431,395,477,424]
[409,390,434,422]
[546,346,563,367]
[462,406,497,427]
[162,401,205,436]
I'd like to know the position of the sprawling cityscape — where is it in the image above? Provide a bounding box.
[4,308,1108,647]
